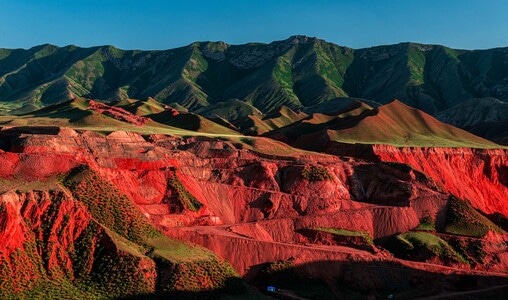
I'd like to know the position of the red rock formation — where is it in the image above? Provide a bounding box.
[1,126,507,296]
[89,100,148,126]
[373,145,508,216]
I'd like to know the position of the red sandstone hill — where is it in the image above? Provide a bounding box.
[268,100,500,150]
[0,124,507,298]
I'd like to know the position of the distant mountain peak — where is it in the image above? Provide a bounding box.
[286,35,316,45]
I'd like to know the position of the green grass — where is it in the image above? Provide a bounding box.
[395,232,468,264]
[0,166,247,298]
[313,227,373,244]
[0,102,23,115]
[0,279,106,300]
[407,45,426,85]
[166,170,203,213]
[62,166,207,257]
[442,196,504,237]
[415,216,435,231]
[62,166,160,244]
[273,51,300,103]
[183,46,208,83]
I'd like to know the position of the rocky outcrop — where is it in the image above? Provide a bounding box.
[372,145,508,216]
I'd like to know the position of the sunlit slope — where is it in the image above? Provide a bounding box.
[4,37,507,122]
[272,100,500,148]
[0,98,225,136]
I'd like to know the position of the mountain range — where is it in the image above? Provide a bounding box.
[1,36,508,144]
[2,36,508,299]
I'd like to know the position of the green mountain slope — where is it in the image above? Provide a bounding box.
[1,36,508,143]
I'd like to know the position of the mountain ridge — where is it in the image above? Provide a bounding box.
[1,35,508,143]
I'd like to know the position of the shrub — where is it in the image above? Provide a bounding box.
[442,196,500,238]
[167,170,203,212]
[301,166,333,182]
[415,216,435,231]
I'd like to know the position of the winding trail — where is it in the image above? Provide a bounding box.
[167,223,508,278]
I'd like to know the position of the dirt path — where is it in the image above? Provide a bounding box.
[168,224,508,278]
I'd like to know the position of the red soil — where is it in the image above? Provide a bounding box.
[89,100,148,126]
[1,126,507,295]
[373,145,508,216]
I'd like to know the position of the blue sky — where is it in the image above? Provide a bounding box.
[1,0,507,50]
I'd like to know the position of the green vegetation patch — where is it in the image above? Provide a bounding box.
[62,166,160,244]
[313,227,373,244]
[26,165,246,297]
[407,45,426,84]
[415,216,436,231]
[167,170,203,212]
[61,166,209,260]
[442,196,503,238]
[394,232,468,264]
[301,165,333,181]
[155,256,244,294]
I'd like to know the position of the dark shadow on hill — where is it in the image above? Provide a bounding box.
[265,104,378,148]
[0,126,63,153]
[345,162,438,206]
[149,112,202,131]
[14,99,94,121]
[244,259,508,300]
[118,277,250,300]
[0,126,61,135]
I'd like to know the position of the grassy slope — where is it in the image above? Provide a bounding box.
[61,167,216,261]
[312,227,373,244]
[0,97,240,137]
[0,174,243,298]
[443,196,505,237]
[1,95,500,151]
[395,232,468,264]
[1,39,507,149]
[288,100,501,148]
[327,100,499,147]
[1,39,508,119]
[0,97,339,160]
[12,167,241,298]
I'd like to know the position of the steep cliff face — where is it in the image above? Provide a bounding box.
[372,145,508,216]
[0,190,158,297]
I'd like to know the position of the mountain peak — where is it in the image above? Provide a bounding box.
[286,35,316,45]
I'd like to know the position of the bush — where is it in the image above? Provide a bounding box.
[301,166,333,182]
[167,170,203,212]
[442,196,497,238]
